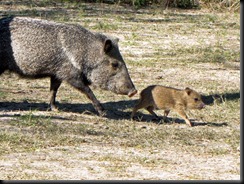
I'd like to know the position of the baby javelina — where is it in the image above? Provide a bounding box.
[131,85,206,126]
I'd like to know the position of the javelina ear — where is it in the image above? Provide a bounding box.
[104,39,113,53]
[115,38,119,43]
[185,87,192,95]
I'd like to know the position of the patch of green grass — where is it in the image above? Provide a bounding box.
[0,112,89,155]
[0,91,7,99]
[204,14,219,23]
[92,21,119,32]
[163,45,240,64]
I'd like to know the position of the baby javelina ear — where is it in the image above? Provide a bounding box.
[184,87,206,110]
[185,87,192,95]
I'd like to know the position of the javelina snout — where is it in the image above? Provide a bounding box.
[128,88,137,97]
[198,102,206,109]
[112,78,137,97]
[107,68,137,97]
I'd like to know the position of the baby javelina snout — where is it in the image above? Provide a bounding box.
[131,85,206,127]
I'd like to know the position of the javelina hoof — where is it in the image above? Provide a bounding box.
[96,104,107,117]
[49,105,59,112]
[186,121,193,127]
[98,110,107,117]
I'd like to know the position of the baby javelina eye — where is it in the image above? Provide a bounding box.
[194,98,199,102]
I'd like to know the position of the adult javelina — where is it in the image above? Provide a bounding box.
[0,16,137,115]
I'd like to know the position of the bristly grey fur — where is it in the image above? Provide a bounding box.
[0,16,137,115]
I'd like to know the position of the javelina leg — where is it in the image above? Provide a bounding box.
[85,88,105,115]
[175,109,192,127]
[68,79,104,116]
[163,110,170,122]
[81,87,105,116]
[164,110,170,117]
[146,106,159,120]
[50,76,62,111]
[131,99,144,119]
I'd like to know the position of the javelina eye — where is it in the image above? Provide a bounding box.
[111,62,119,69]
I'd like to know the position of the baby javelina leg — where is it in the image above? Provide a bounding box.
[175,107,192,126]
[178,87,206,126]
[131,99,144,119]
[131,86,155,119]
[146,106,160,120]
[163,110,170,122]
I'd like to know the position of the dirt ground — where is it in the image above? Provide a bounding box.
[0,142,240,180]
[0,1,240,180]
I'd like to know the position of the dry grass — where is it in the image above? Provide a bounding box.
[0,1,240,180]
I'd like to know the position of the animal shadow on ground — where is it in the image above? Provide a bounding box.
[0,91,239,127]
[130,114,228,127]
[202,92,240,105]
